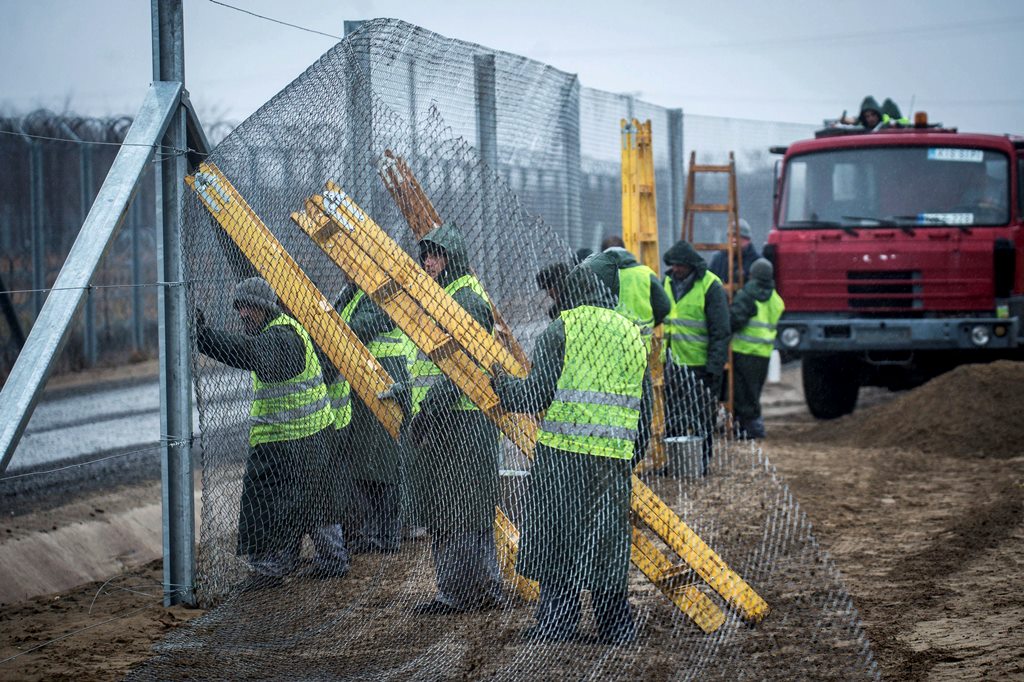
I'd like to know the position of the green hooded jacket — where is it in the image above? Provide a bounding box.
[410,223,499,533]
[492,261,651,591]
[597,247,671,326]
[661,240,731,375]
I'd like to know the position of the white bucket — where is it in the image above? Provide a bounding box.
[767,349,782,383]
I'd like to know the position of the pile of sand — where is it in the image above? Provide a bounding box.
[800,360,1024,458]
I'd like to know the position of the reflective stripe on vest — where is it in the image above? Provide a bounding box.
[537,306,646,460]
[663,270,721,367]
[616,264,657,352]
[409,274,492,414]
[250,314,333,446]
[732,290,785,358]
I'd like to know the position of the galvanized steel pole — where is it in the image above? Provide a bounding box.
[668,108,685,248]
[561,78,583,248]
[153,0,195,607]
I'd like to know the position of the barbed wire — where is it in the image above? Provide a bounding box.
[208,0,341,40]
[0,439,187,483]
[0,129,203,158]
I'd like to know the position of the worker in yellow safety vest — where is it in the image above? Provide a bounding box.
[406,223,506,614]
[599,234,671,351]
[195,277,349,590]
[493,257,650,643]
[728,258,785,440]
[661,240,731,476]
[331,278,417,553]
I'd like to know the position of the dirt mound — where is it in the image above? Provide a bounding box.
[799,360,1024,458]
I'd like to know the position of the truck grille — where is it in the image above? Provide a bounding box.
[847,270,922,310]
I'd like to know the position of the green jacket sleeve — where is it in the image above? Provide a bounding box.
[649,274,671,326]
[197,324,305,383]
[420,287,494,413]
[492,318,565,413]
[348,295,396,345]
[703,281,731,375]
[729,287,758,333]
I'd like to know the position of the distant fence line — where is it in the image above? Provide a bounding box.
[0,97,813,383]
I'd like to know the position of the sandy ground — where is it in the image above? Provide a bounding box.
[1,363,1022,680]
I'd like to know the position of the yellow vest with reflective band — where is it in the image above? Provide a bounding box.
[663,270,721,367]
[538,306,646,459]
[732,290,785,358]
[410,274,490,414]
[249,314,333,446]
[327,289,362,430]
[615,264,657,352]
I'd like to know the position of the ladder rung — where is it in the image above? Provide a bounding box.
[690,164,732,173]
[688,203,730,212]
[690,242,730,250]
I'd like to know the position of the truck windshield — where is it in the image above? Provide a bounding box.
[780,146,1010,228]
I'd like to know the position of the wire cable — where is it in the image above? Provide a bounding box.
[0,129,202,158]
[208,0,341,40]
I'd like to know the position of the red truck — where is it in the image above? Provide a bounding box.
[764,117,1023,418]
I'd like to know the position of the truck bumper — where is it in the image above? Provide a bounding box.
[777,315,1020,353]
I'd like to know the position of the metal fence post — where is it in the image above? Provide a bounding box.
[668,108,685,244]
[153,0,195,608]
[562,78,583,248]
[131,191,144,351]
[474,53,498,253]
[344,21,373,209]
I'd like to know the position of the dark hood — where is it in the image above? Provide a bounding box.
[419,222,470,287]
[663,240,708,274]
[602,246,640,270]
[562,256,616,310]
[742,277,775,302]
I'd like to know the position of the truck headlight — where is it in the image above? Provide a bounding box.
[970,325,991,346]
[780,327,801,349]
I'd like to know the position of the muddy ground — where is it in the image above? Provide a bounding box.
[1,362,1022,680]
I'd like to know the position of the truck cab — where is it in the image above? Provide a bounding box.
[765,120,1024,418]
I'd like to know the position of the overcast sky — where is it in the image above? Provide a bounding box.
[1,0,1021,134]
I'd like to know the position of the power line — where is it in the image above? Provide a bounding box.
[208,0,341,40]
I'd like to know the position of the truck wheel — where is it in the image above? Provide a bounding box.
[802,355,860,419]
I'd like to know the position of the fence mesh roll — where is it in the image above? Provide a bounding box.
[129,19,874,680]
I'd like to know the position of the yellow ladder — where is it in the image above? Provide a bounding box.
[621,118,668,474]
[682,151,742,416]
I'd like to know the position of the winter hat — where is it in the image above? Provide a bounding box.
[738,219,752,240]
[233,277,279,312]
[750,258,774,282]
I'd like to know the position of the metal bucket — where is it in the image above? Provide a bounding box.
[664,436,704,478]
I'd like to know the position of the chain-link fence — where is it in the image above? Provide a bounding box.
[119,18,876,680]
[0,114,236,383]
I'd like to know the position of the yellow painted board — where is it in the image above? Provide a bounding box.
[494,506,540,601]
[299,195,539,457]
[631,527,725,634]
[322,181,527,379]
[631,479,771,623]
[185,163,403,438]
